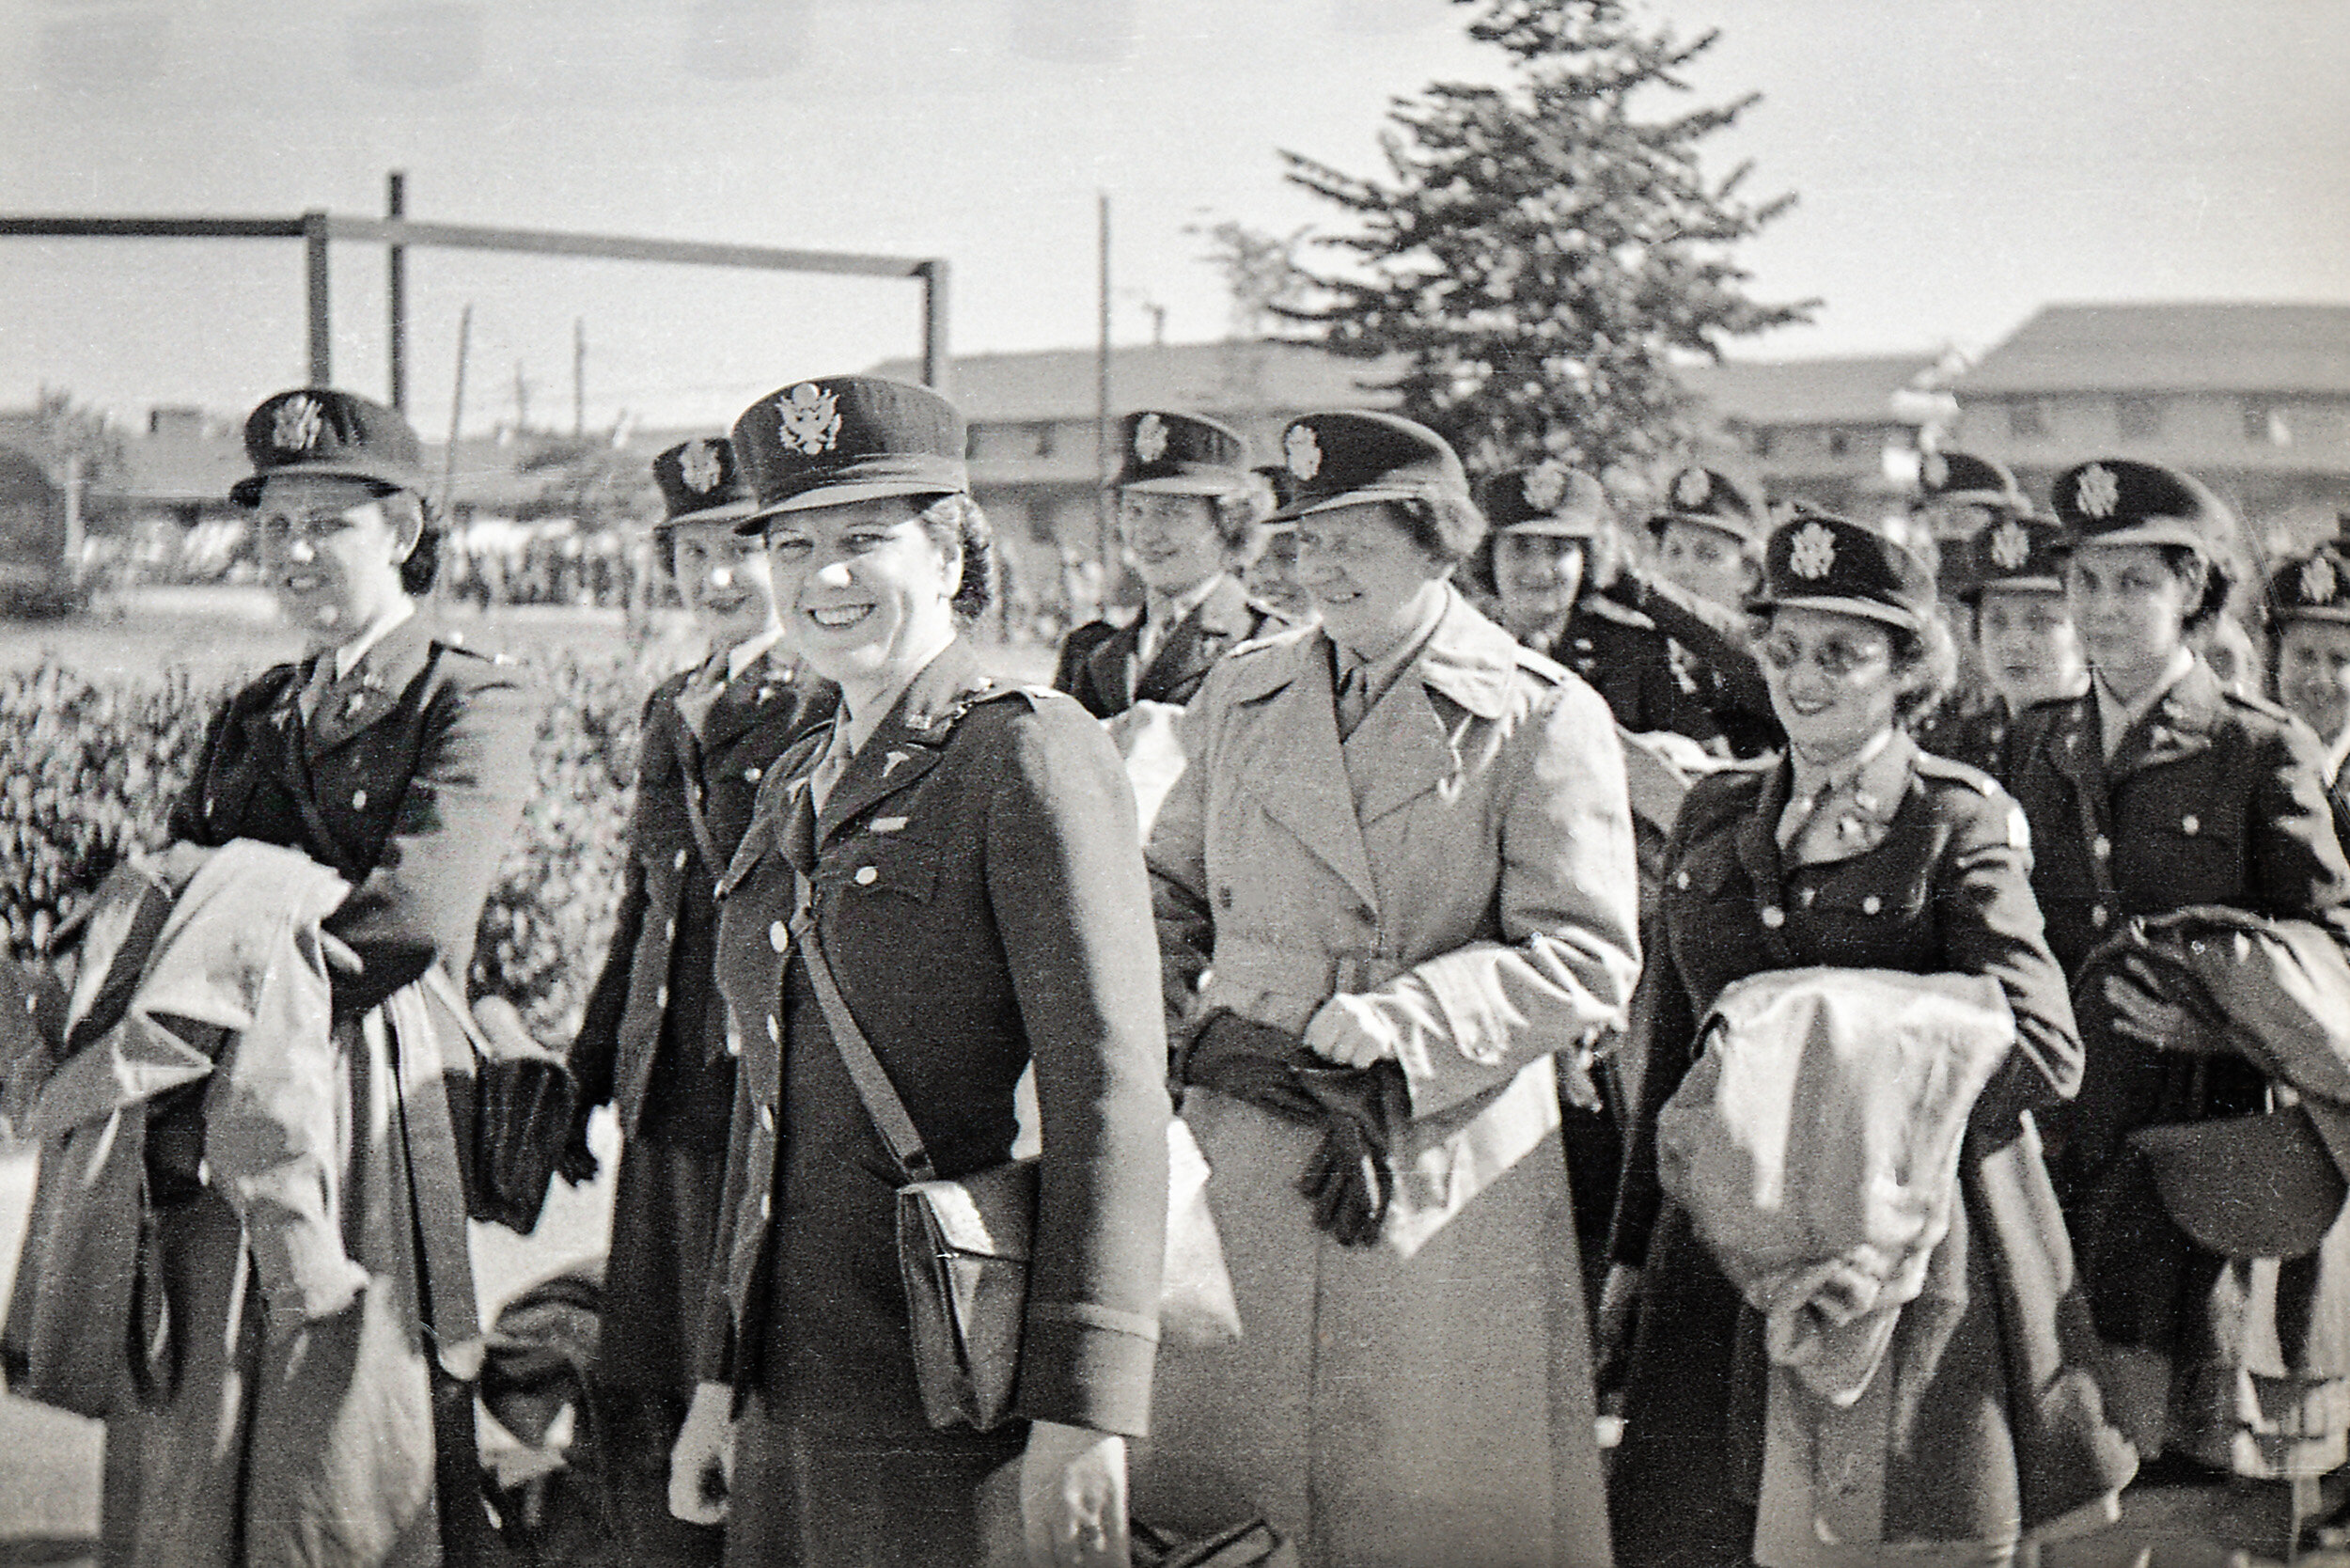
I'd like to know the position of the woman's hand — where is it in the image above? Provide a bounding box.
[1304,993,1399,1068]
[667,1381,735,1525]
[2101,952,2225,1054]
[1021,1419,1128,1568]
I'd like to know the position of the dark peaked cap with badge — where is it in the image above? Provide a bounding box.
[2050,458,2230,555]
[1481,461,1609,537]
[1114,411,1250,495]
[652,435,756,528]
[1918,450,2028,511]
[2269,546,2350,627]
[731,375,967,528]
[1960,514,2068,603]
[1649,465,1765,548]
[1750,511,1935,631]
[1264,409,1471,522]
[230,388,430,506]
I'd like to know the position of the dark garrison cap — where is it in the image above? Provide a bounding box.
[1113,411,1250,495]
[1959,514,2068,603]
[1480,461,1609,538]
[1648,465,1765,548]
[1750,512,1935,631]
[732,376,967,528]
[2050,459,2228,555]
[1917,450,2026,510]
[2269,547,2350,627]
[1264,411,1470,523]
[652,436,755,528]
[231,388,428,506]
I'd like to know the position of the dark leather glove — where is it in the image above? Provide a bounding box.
[1183,1011,1324,1125]
[556,1105,603,1188]
[1293,1060,1410,1247]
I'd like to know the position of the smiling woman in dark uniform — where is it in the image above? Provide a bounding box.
[1607,514,2133,1568]
[127,388,540,1566]
[667,376,1168,1568]
[2003,460,2350,1481]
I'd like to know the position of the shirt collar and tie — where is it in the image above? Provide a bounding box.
[1331,590,1449,742]
[1137,572,1226,667]
[301,599,415,722]
[2092,645,2197,760]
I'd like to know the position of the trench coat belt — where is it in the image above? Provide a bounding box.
[383,966,488,1381]
[1208,939,1406,1002]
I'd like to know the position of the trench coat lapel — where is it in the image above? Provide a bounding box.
[303,614,438,759]
[1232,633,1379,910]
[817,639,988,848]
[1346,591,1519,828]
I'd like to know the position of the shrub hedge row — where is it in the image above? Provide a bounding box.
[0,653,646,1042]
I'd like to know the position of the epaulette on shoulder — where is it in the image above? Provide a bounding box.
[1511,641,1572,686]
[1913,749,2002,797]
[1227,620,1316,661]
[1681,756,1771,830]
[2223,685,2294,723]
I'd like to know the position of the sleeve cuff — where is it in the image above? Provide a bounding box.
[1013,1303,1161,1437]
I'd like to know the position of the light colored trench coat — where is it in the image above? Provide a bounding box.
[1136,589,1640,1568]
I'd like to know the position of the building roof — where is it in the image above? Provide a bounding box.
[1680,354,1940,428]
[115,425,251,504]
[868,339,1399,424]
[1960,303,2350,397]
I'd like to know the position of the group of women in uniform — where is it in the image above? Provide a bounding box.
[33,369,2350,1568]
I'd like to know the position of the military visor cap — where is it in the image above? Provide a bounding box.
[1959,514,2068,604]
[2270,548,2350,627]
[231,388,429,506]
[1750,512,1935,632]
[2051,459,2228,555]
[732,376,967,530]
[1263,410,1470,523]
[653,436,755,528]
[1480,461,1608,537]
[1113,411,1250,495]
[1648,465,1764,548]
[1918,449,2026,510]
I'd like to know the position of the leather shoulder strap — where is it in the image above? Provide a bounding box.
[790,900,933,1183]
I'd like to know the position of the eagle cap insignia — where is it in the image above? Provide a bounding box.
[2075,463,2121,521]
[1789,521,1837,580]
[1133,413,1168,463]
[2305,555,2340,605]
[274,395,324,454]
[1284,423,1323,481]
[1672,467,1711,510]
[680,438,723,494]
[1989,520,2030,571]
[1523,459,1570,513]
[776,384,843,457]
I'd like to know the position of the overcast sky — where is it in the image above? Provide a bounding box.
[3,0,2343,433]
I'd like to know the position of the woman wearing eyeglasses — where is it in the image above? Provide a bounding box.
[1606,513,2133,1568]
[105,388,540,1566]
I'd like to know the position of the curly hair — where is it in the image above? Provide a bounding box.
[1388,492,1488,566]
[376,488,441,595]
[917,492,996,620]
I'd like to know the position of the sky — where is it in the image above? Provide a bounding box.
[2,0,2345,435]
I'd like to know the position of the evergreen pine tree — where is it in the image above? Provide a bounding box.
[1284,0,1813,483]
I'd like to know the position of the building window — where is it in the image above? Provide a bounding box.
[2007,400,2047,440]
[2115,396,2165,442]
[2243,400,2294,447]
[1750,427,1776,460]
[1825,430,1850,458]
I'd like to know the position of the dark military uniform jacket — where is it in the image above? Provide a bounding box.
[1917,695,2021,777]
[169,613,537,1015]
[2000,660,2350,1365]
[1606,733,2128,1565]
[699,638,1170,1438]
[569,648,838,1150]
[1554,572,1779,760]
[1054,572,1274,718]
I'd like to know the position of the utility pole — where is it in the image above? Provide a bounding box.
[512,361,530,435]
[442,305,472,518]
[572,318,586,438]
[387,171,408,411]
[1094,192,1112,614]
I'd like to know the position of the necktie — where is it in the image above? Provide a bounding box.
[1335,657,1370,741]
[296,652,336,725]
[1136,610,1164,669]
[807,729,853,813]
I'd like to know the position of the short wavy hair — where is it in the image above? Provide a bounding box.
[1388,492,1488,566]
[916,492,997,620]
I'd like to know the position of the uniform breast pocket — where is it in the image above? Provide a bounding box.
[2127,805,2242,902]
[818,837,942,906]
